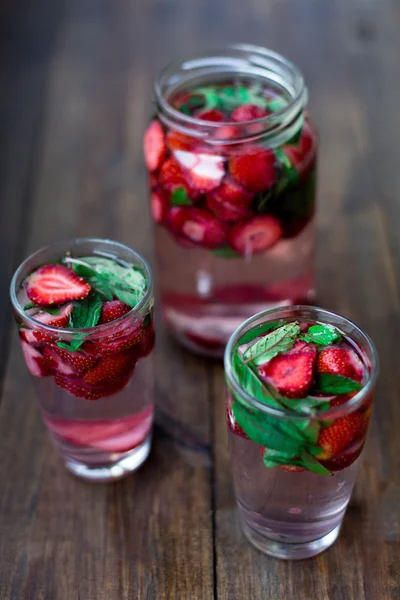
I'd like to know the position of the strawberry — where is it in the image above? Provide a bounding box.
[30,303,74,328]
[85,323,150,357]
[25,264,91,307]
[100,300,131,324]
[149,172,159,190]
[144,120,167,172]
[151,190,170,224]
[45,407,153,452]
[316,413,365,460]
[50,345,98,373]
[229,147,276,192]
[259,343,317,399]
[289,340,318,356]
[135,324,155,358]
[284,121,316,176]
[226,402,249,439]
[169,207,229,249]
[231,104,269,122]
[159,157,201,200]
[83,353,136,385]
[213,125,240,140]
[319,439,365,472]
[20,341,54,377]
[228,215,282,255]
[206,178,254,223]
[196,109,226,122]
[174,150,225,193]
[54,372,129,401]
[317,346,365,383]
[20,328,39,344]
[166,130,194,152]
[42,346,76,376]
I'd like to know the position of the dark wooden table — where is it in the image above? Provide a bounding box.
[1,0,399,598]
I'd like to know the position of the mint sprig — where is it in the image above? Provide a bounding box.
[64,256,146,308]
[56,292,102,351]
[236,321,281,347]
[300,324,342,347]
[318,373,362,394]
[242,322,300,366]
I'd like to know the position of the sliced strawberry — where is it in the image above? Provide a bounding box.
[196,109,226,122]
[229,215,282,255]
[317,346,365,383]
[151,190,170,224]
[135,324,155,358]
[50,345,98,373]
[289,340,318,356]
[229,147,276,192]
[144,120,167,172]
[169,207,229,249]
[259,343,317,399]
[100,300,131,324]
[316,413,365,460]
[25,264,91,307]
[226,402,249,440]
[85,323,150,357]
[159,157,201,200]
[83,353,136,386]
[319,438,365,472]
[54,372,129,400]
[284,121,316,175]
[166,130,194,152]
[149,172,159,190]
[174,150,225,193]
[231,104,269,122]
[42,346,76,376]
[20,341,54,377]
[45,407,153,451]
[213,125,241,140]
[29,303,74,328]
[280,465,305,473]
[206,178,254,223]
[20,328,39,344]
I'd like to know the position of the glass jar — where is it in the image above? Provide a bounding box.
[144,44,317,357]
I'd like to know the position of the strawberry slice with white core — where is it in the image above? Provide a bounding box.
[20,328,39,344]
[144,120,167,171]
[171,207,229,249]
[229,215,282,256]
[45,407,153,452]
[20,341,51,377]
[30,303,74,327]
[25,264,91,307]
[42,346,76,376]
[174,150,225,193]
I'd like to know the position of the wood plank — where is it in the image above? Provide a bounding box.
[0,0,214,598]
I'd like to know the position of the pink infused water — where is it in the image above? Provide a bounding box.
[13,240,155,482]
[146,47,317,357]
[225,308,376,558]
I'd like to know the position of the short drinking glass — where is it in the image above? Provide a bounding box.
[10,238,155,482]
[224,306,378,559]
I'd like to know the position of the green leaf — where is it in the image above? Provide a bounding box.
[23,302,37,311]
[275,147,300,192]
[232,353,280,410]
[170,187,192,206]
[285,120,304,145]
[210,247,241,259]
[267,97,287,112]
[301,451,332,476]
[142,311,152,328]
[232,401,303,455]
[279,396,331,415]
[318,373,362,394]
[255,186,277,213]
[242,322,300,366]
[193,86,221,111]
[178,105,190,116]
[237,321,280,347]
[55,293,102,352]
[300,324,342,347]
[57,336,85,352]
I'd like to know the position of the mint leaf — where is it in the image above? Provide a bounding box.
[267,97,287,112]
[170,187,192,206]
[57,337,85,352]
[300,451,332,476]
[193,86,221,111]
[255,186,277,213]
[279,396,331,415]
[23,302,37,311]
[275,147,300,192]
[232,400,303,455]
[56,293,103,351]
[237,321,280,347]
[262,447,300,463]
[232,353,281,410]
[243,322,300,366]
[178,105,191,115]
[211,247,241,259]
[318,373,362,394]
[300,324,342,347]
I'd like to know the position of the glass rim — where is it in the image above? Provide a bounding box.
[154,43,307,134]
[224,305,379,421]
[10,237,153,336]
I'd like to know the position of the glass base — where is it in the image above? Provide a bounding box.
[241,517,341,560]
[63,435,152,483]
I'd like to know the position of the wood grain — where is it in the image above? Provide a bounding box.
[1,0,400,598]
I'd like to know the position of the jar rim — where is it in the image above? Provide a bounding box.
[154,44,308,139]
[224,305,379,421]
[10,238,153,337]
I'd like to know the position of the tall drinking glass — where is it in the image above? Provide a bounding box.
[224,306,378,559]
